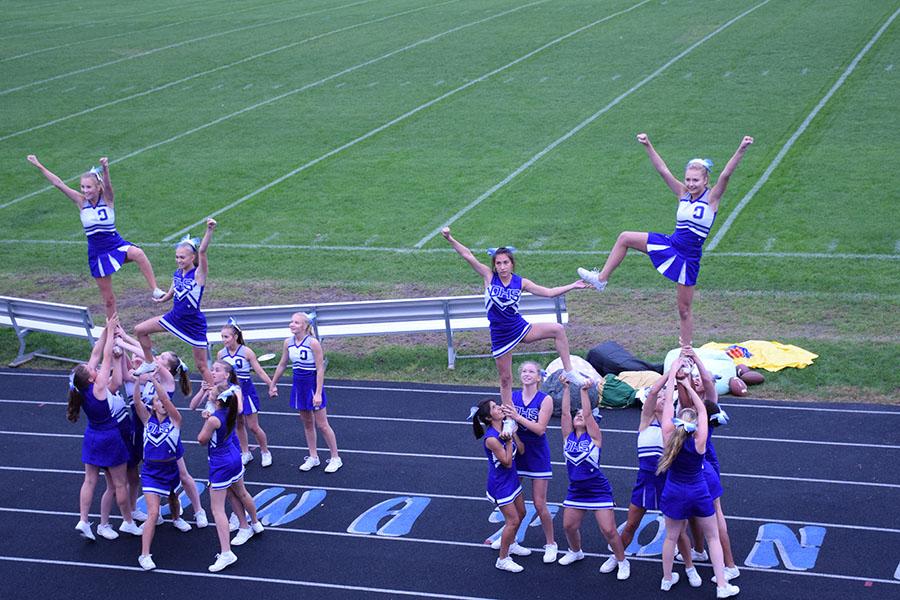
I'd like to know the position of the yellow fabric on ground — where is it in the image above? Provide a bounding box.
[617,371,661,390]
[700,341,818,372]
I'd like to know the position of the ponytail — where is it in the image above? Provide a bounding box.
[66,364,91,423]
[215,385,239,437]
[471,398,493,439]
[656,408,698,475]
[165,353,192,396]
[223,322,245,346]
[67,388,82,423]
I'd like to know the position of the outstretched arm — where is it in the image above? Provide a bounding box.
[559,375,573,437]
[677,380,708,453]
[441,227,492,283]
[636,133,685,197]
[195,218,216,286]
[639,373,667,430]
[98,157,114,205]
[709,136,753,208]
[522,277,587,297]
[582,379,603,447]
[26,155,82,205]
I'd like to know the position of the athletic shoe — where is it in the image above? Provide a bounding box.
[156,514,164,526]
[712,566,741,583]
[261,451,273,467]
[119,521,143,536]
[557,550,584,566]
[542,543,558,564]
[660,572,680,591]
[152,288,166,300]
[231,527,254,546]
[564,370,588,388]
[508,542,531,557]
[228,513,240,532]
[616,559,631,581]
[685,566,702,587]
[599,556,618,573]
[251,521,265,535]
[324,457,343,473]
[208,551,237,573]
[132,361,157,376]
[501,418,517,436]
[495,557,523,573]
[490,537,502,550]
[692,549,709,562]
[194,509,208,528]
[131,509,148,521]
[299,456,320,472]
[172,518,191,532]
[716,583,741,598]
[96,523,119,540]
[75,520,95,541]
[577,267,607,292]
[138,554,156,571]
[241,451,253,466]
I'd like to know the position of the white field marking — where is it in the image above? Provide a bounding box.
[611,73,621,80]
[434,79,446,85]
[539,76,549,82]
[724,70,733,77]
[3,430,897,488]
[161,0,648,241]
[886,63,894,71]
[367,81,379,87]
[801,67,809,75]
[242,83,254,90]
[0,555,497,600]
[2,471,900,535]
[414,0,772,248]
[0,0,434,144]
[212,83,224,90]
[827,239,838,252]
[894,239,900,253]
[0,0,537,212]
[335,82,347,88]
[60,86,76,93]
[0,0,379,97]
[707,7,900,251]
[259,232,280,244]
[764,236,775,251]
[762,68,769,75]
[4,396,897,449]
[0,0,288,63]
[528,236,549,249]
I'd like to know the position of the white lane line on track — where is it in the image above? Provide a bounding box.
[0,554,497,600]
[0,0,378,96]
[0,0,446,143]
[706,7,900,251]
[3,430,897,489]
[1,0,538,211]
[161,0,646,241]
[414,0,773,248]
[3,398,897,449]
[3,239,900,262]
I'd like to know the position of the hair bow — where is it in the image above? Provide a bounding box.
[88,166,104,182]
[226,316,242,332]
[177,359,188,374]
[175,234,200,251]
[487,246,516,256]
[710,409,730,425]
[217,388,236,402]
[68,371,77,392]
[673,417,697,433]
[591,407,603,420]
[467,406,479,420]
[686,158,714,173]
[304,311,317,322]
[539,369,547,379]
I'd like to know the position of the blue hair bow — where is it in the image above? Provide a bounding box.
[88,166,104,182]
[175,234,200,251]
[467,406,479,420]
[177,359,188,374]
[304,311,317,322]
[68,371,77,392]
[226,316,242,332]
[487,246,517,257]
[710,409,730,425]
[686,158,714,173]
[673,417,697,433]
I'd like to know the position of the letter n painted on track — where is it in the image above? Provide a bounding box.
[744,523,826,570]
[347,496,430,537]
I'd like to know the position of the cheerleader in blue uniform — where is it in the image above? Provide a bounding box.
[218,319,275,467]
[26,155,164,318]
[442,227,588,413]
[557,377,630,580]
[132,370,190,570]
[198,385,265,573]
[270,312,341,473]
[577,134,753,347]
[471,398,529,573]
[134,217,216,386]
[500,361,557,562]
[656,361,739,597]
[66,315,143,541]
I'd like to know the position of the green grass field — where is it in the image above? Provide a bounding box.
[1,0,898,402]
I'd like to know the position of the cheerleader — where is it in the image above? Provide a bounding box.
[500,361,557,562]
[557,377,630,580]
[270,312,341,473]
[442,227,588,414]
[656,362,739,597]
[197,385,265,573]
[132,370,190,570]
[26,155,163,317]
[577,134,753,347]
[134,218,216,386]
[217,319,275,467]
[66,315,143,540]
[471,398,529,573]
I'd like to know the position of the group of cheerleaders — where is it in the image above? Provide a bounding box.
[31,131,751,594]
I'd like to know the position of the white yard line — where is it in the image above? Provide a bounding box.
[414,0,773,248]
[0,0,442,142]
[0,0,377,96]
[706,7,900,251]
[162,0,648,241]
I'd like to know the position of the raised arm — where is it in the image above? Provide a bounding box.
[582,379,603,447]
[98,157,114,205]
[659,365,680,441]
[709,136,753,208]
[268,338,291,397]
[189,382,211,410]
[194,218,216,285]
[683,348,719,405]
[156,374,182,428]
[132,379,151,425]
[559,375,573,437]
[636,133,684,197]
[521,277,587,298]
[639,373,667,430]
[87,325,110,371]
[441,227,492,283]
[26,155,83,205]
[677,380,708,453]
[92,316,119,398]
